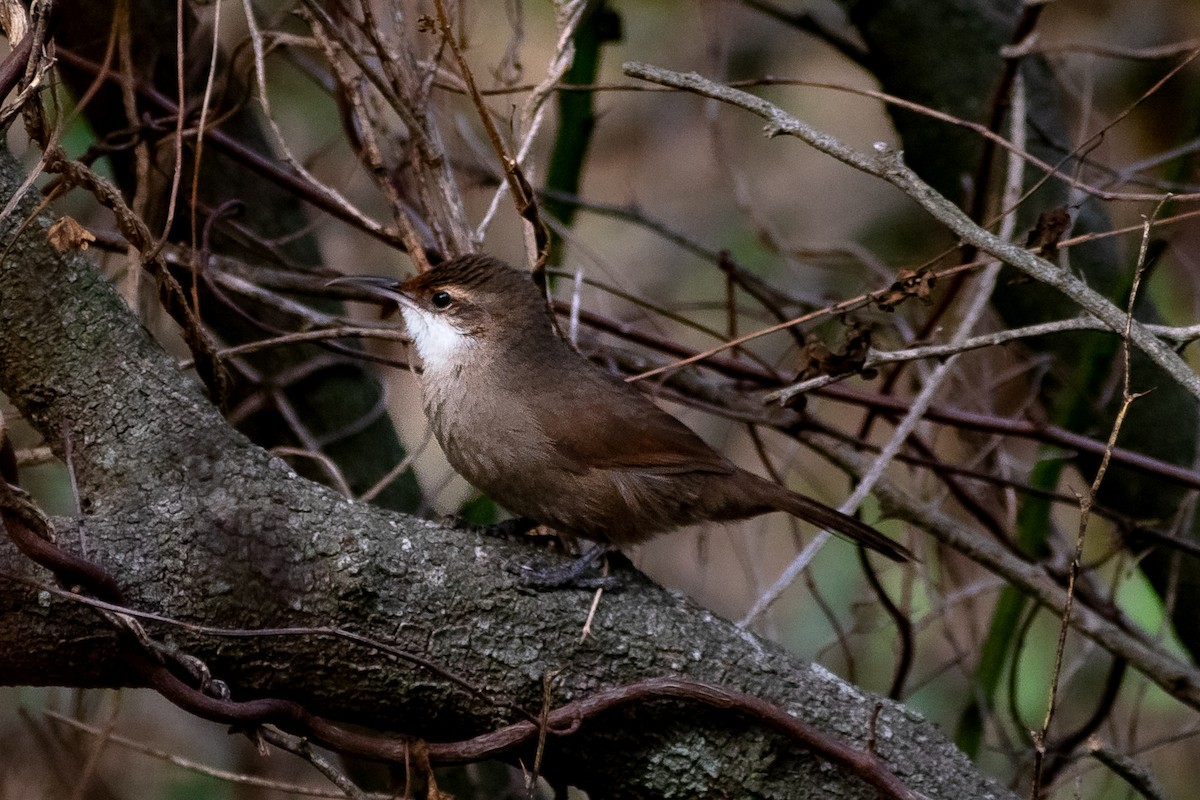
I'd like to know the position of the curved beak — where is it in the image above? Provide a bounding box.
[325,275,418,310]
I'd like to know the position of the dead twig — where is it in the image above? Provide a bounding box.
[1029,199,1163,799]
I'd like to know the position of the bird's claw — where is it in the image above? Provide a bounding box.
[509,543,622,591]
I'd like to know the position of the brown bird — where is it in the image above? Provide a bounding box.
[344,254,909,562]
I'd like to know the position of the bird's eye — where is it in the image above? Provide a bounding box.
[430,290,452,309]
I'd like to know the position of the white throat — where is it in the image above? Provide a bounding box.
[400,306,472,369]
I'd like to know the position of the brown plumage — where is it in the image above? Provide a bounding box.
[355,254,909,561]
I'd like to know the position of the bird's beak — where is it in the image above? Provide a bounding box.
[326,275,419,311]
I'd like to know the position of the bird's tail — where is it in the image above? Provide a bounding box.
[763,482,911,562]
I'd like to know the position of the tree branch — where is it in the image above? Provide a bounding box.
[621,61,1200,405]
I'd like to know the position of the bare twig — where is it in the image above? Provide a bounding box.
[1029,201,1162,799]
[1028,38,1200,60]
[433,0,546,262]
[300,5,431,264]
[742,72,1030,625]
[145,0,186,261]
[358,428,431,505]
[183,0,225,287]
[475,0,588,265]
[1087,736,1170,800]
[622,61,1200,402]
[768,313,1200,401]
[238,0,400,246]
[44,712,380,799]
[258,727,369,800]
[65,693,121,800]
[625,260,982,384]
[811,432,1200,712]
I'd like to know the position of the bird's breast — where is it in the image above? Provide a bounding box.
[420,364,554,481]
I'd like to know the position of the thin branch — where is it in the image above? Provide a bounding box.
[1030,201,1162,799]
[625,260,981,383]
[768,314,1200,402]
[474,0,588,261]
[1029,39,1200,60]
[257,727,369,800]
[1087,737,1171,800]
[299,5,431,264]
[54,46,406,250]
[239,0,395,250]
[740,0,867,65]
[432,0,546,261]
[622,61,1200,403]
[723,78,1198,204]
[742,72,1030,625]
[822,384,1200,494]
[43,712,375,800]
[145,0,186,260]
[269,446,354,498]
[811,433,1200,712]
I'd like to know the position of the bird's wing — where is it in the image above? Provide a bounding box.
[531,370,736,476]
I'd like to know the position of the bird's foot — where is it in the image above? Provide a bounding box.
[511,543,623,591]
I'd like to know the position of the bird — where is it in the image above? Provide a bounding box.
[339,254,909,563]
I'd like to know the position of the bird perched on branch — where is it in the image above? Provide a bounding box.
[339,254,910,567]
